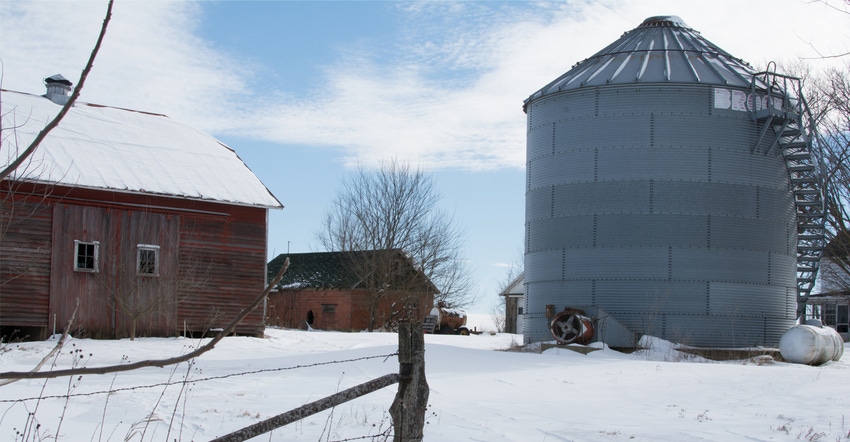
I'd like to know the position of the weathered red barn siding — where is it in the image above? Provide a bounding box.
[49,203,181,339]
[178,206,267,337]
[0,193,53,338]
[1,183,269,339]
[266,289,357,330]
[266,288,433,331]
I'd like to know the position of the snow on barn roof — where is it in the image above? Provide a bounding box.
[1,88,282,209]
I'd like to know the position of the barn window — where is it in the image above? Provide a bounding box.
[137,244,160,276]
[322,304,336,313]
[74,240,99,272]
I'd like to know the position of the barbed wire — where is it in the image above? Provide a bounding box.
[1,352,399,403]
[328,427,393,442]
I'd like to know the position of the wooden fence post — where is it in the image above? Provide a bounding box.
[210,373,400,442]
[390,321,429,442]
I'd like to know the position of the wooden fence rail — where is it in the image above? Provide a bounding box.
[209,321,427,442]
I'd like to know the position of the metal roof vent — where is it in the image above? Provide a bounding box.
[637,15,689,28]
[44,74,73,105]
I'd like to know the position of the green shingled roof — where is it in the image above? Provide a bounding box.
[267,250,438,293]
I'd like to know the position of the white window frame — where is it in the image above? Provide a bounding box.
[136,244,160,277]
[73,240,100,273]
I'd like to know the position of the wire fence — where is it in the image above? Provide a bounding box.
[212,322,426,442]
[1,323,427,442]
[0,352,398,403]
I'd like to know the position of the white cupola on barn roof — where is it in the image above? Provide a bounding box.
[44,74,73,105]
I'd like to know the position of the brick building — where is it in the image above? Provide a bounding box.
[266,250,436,331]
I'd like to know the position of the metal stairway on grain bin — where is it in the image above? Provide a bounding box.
[750,69,826,320]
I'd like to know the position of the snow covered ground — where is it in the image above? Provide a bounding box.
[1,327,848,442]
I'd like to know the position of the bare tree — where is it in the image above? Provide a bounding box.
[491,286,508,333]
[811,62,850,292]
[318,159,477,331]
[803,0,850,60]
[349,249,437,331]
[491,249,523,333]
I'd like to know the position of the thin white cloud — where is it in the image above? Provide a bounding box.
[1,1,251,131]
[237,0,850,171]
[2,0,847,172]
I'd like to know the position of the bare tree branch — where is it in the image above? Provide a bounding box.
[806,62,850,293]
[0,259,289,381]
[0,0,114,181]
[317,159,477,330]
[801,50,850,60]
[796,0,850,60]
[806,0,850,16]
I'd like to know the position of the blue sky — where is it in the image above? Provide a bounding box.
[2,0,847,313]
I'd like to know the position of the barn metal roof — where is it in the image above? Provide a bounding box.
[525,15,758,106]
[268,250,439,294]
[269,252,366,290]
[1,89,282,209]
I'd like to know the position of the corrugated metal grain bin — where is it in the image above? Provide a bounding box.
[523,16,801,347]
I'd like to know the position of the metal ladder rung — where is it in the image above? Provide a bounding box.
[788,164,814,172]
[778,128,802,138]
[781,140,808,150]
[784,152,811,161]
[790,175,816,182]
[755,109,798,121]
[794,188,820,195]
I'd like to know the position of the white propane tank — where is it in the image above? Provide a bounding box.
[779,324,844,366]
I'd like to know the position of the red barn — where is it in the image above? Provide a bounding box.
[0,78,282,340]
[266,251,437,331]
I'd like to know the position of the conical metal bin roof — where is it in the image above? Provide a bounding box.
[525,15,759,108]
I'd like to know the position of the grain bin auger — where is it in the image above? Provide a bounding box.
[750,68,827,322]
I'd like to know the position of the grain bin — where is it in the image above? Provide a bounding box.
[523,16,824,348]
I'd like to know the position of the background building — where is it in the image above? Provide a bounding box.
[0,80,281,340]
[266,250,436,331]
